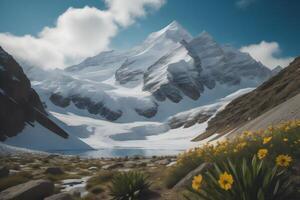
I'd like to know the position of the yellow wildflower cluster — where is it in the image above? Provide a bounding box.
[192,172,234,192]
[188,120,299,194]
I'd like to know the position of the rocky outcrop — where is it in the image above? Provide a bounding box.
[0,179,54,200]
[45,167,64,175]
[0,47,69,141]
[142,33,272,103]
[135,102,158,118]
[0,166,9,178]
[49,93,122,121]
[115,59,144,84]
[44,192,74,200]
[49,93,70,108]
[195,56,300,141]
[169,112,213,129]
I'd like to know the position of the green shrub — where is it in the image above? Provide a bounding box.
[186,156,297,200]
[86,171,114,190]
[0,172,32,191]
[109,171,150,200]
[89,185,104,194]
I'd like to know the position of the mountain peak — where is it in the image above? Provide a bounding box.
[145,20,192,43]
[198,31,214,40]
[165,20,181,30]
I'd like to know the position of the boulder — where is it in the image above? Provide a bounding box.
[88,166,98,171]
[0,179,54,200]
[173,163,210,189]
[102,163,123,170]
[44,192,73,200]
[155,159,170,165]
[0,166,9,178]
[45,167,64,175]
[124,161,136,168]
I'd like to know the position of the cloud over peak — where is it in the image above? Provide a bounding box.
[240,41,294,69]
[0,0,165,69]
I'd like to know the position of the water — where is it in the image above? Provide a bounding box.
[47,148,184,158]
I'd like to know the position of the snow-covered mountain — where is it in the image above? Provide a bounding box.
[5,21,273,151]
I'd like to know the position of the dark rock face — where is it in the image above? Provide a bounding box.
[135,102,158,118]
[49,94,122,121]
[195,57,300,141]
[45,167,64,175]
[44,192,74,200]
[0,179,54,200]
[0,166,9,178]
[115,59,143,84]
[142,43,207,103]
[49,93,70,108]
[272,66,283,76]
[0,47,68,141]
[168,113,212,129]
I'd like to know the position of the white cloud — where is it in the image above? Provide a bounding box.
[0,0,165,69]
[106,0,165,26]
[240,41,294,69]
[236,0,256,8]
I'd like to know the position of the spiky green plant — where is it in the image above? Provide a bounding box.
[109,171,151,200]
[186,156,297,200]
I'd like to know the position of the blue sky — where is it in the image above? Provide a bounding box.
[0,0,298,69]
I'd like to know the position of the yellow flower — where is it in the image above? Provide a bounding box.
[284,126,291,132]
[268,126,274,132]
[218,172,234,191]
[283,138,288,142]
[263,136,272,144]
[192,175,203,191]
[257,149,268,160]
[236,142,247,150]
[276,154,292,167]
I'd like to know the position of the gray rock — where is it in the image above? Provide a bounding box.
[0,166,9,178]
[146,163,156,167]
[115,59,144,84]
[155,159,170,165]
[50,93,71,108]
[135,102,158,118]
[173,163,210,189]
[88,166,98,171]
[44,192,73,200]
[0,179,54,200]
[45,167,64,175]
[102,163,123,170]
[50,94,122,121]
[166,161,177,167]
[124,161,136,168]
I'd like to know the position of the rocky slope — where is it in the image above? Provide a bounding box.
[227,93,300,138]
[194,56,299,140]
[0,46,68,141]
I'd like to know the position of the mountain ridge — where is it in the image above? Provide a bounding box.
[3,21,276,150]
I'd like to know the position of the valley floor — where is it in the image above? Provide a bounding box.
[0,151,182,200]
